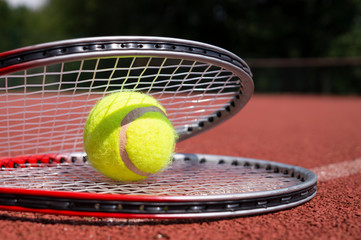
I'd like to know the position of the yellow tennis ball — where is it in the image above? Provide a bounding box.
[83,91,177,181]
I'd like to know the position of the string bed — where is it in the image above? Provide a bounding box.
[0,153,305,196]
[0,56,241,157]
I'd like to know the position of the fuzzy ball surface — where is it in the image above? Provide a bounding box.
[83,92,176,181]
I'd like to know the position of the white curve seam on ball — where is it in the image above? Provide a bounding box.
[118,106,166,176]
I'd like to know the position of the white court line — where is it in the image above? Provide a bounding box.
[311,158,361,182]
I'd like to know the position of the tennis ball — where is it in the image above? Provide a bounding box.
[83,92,177,181]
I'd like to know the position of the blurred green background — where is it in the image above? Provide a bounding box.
[1,0,361,94]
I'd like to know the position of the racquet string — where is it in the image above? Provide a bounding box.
[0,56,241,158]
[0,154,303,195]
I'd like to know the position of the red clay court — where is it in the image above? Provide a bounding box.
[0,94,360,240]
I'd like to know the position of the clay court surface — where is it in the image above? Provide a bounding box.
[0,94,360,240]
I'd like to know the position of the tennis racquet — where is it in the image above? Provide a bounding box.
[0,36,317,219]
